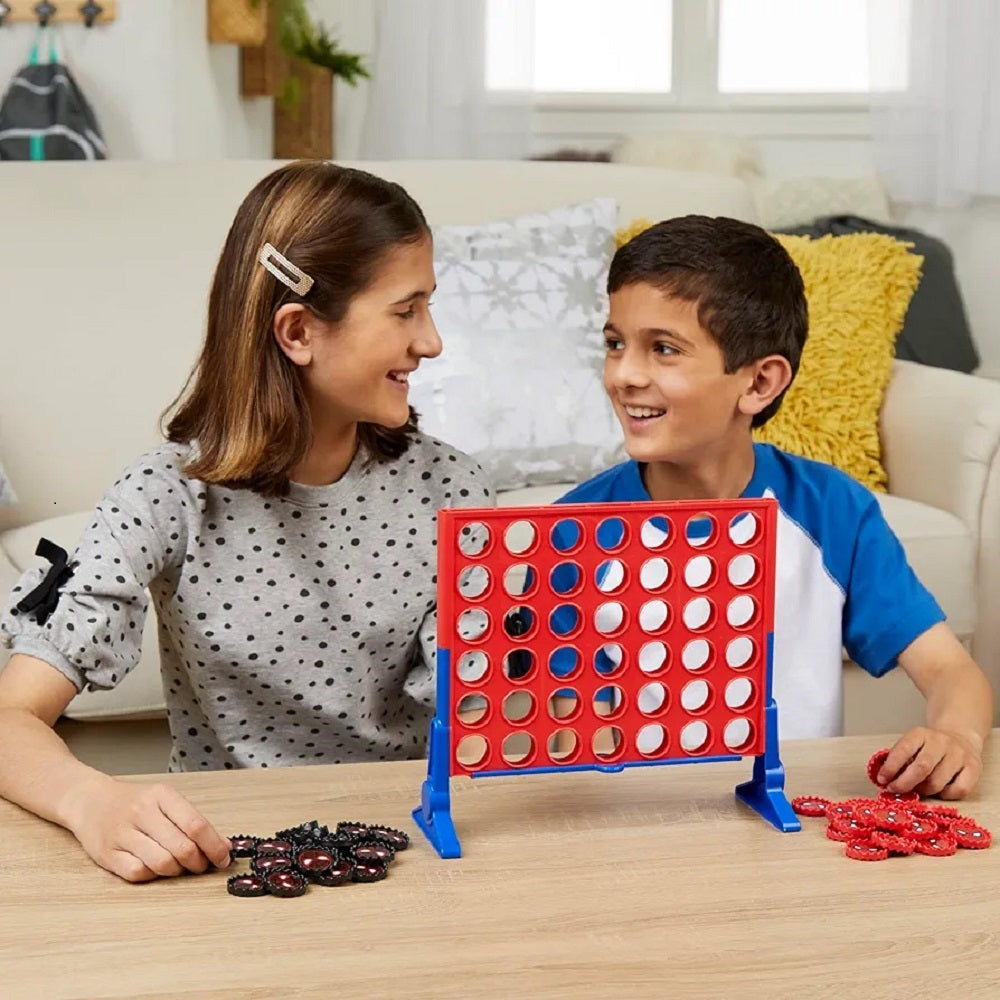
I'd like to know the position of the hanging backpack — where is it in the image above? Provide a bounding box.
[0,28,106,160]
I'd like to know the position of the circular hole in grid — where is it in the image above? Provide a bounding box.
[457,564,491,600]
[548,646,581,681]
[458,522,490,558]
[595,601,626,636]
[596,517,628,553]
[501,732,535,768]
[502,648,536,682]
[682,597,715,632]
[640,557,670,592]
[551,518,583,554]
[457,608,490,643]
[595,685,625,720]
[456,693,488,726]
[547,729,581,764]
[456,734,488,768]
[550,604,582,638]
[503,605,535,641]
[685,513,717,549]
[638,682,668,716]
[681,679,712,714]
[728,554,759,588]
[683,555,716,590]
[639,641,669,675]
[547,689,581,722]
[549,561,583,597]
[637,724,669,758]
[726,637,757,670]
[503,563,536,599]
[724,718,755,753]
[729,511,760,547]
[639,599,670,634]
[725,677,755,710]
[593,726,625,762]
[640,515,672,550]
[726,595,758,629]
[595,642,625,677]
[680,721,710,754]
[504,520,537,556]
[595,558,627,594]
[457,650,489,684]
[502,690,536,725]
[682,638,713,672]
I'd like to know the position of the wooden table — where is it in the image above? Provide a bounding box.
[2,733,999,999]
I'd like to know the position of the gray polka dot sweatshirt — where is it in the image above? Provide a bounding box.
[1,436,493,771]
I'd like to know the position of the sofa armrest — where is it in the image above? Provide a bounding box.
[880,360,1000,533]
[881,359,1000,687]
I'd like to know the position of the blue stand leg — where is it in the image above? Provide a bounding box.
[734,700,801,832]
[412,716,462,858]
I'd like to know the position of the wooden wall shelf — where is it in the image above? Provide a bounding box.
[0,1,117,25]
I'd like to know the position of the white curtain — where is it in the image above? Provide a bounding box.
[870,0,1000,207]
[359,0,534,159]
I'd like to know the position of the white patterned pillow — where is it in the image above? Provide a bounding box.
[433,198,617,263]
[0,460,15,506]
[412,239,625,491]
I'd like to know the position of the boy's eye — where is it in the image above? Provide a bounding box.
[654,342,678,356]
[397,306,417,320]
[604,337,623,351]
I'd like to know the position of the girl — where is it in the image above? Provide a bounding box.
[0,161,492,882]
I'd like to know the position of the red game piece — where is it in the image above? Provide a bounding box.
[826,824,853,843]
[907,817,940,840]
[265,870,308,897]
[791,795,829,817]
[846,840,889,861]
[227,874,268,897]
[831,815,870,837]
[825,801,855,823]
[877,789,920,805]
[867,748,890,785]
[870,830,917,855]
[872,808,914,834]
[952,824,991,849]
[914,834,958,857]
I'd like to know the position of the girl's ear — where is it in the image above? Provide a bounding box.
[738,354,794,420]
[273,303,319,367]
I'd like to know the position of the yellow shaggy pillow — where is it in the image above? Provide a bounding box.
[614,222,923,491]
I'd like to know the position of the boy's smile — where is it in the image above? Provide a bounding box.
[602,282,758,497]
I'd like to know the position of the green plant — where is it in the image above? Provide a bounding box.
[250,0,370,109]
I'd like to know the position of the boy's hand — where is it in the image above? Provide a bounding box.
[62,771,232,882]
[878,726,983,800]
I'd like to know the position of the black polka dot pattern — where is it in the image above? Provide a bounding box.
[0,436,494,771]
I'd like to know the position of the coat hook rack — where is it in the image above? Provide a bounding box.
[0,0,115,25]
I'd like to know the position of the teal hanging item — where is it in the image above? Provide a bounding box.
[0,26,107,161]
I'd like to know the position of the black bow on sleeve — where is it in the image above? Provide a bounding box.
[15,538,75,625]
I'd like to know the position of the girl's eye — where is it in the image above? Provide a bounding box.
[604,338,623,351]
[397,306,416,320]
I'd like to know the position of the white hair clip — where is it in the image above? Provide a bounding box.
[258,242,314,296]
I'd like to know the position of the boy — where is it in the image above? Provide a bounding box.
[557,215,991,799]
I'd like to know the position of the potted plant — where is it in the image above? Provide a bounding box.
[238,0,370,159]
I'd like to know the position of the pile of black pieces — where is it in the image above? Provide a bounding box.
[225,819,409,898]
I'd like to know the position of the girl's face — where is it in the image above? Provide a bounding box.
[300,236,440,432]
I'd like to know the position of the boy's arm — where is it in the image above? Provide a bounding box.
[878,622,993,799]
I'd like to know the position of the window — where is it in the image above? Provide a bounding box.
[486,0,910,101]
[486,0,672,93]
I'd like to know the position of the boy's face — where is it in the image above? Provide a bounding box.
[602,283,753,467]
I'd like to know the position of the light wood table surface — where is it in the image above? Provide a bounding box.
[1,732,998,1000]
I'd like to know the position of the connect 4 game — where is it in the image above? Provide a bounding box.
[414,499,801,858]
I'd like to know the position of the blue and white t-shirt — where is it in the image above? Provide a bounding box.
[557,443,944,740]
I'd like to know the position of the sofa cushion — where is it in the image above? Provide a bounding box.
[0,513,166,721]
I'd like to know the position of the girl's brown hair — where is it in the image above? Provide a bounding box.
[163,160,431,495]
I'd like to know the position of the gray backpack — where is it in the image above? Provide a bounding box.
[0,31,106,160]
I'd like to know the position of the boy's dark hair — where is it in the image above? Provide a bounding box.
[608,215,809,428]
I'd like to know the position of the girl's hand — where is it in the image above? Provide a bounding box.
[62,773,232,882]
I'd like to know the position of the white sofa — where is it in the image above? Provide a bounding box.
[2,159,999,760]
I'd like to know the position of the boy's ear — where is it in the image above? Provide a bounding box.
[273,303,321,367]
[738,355,794,420]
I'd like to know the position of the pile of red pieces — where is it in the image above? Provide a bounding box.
[225,819,409,897]
[791,748,992,862]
